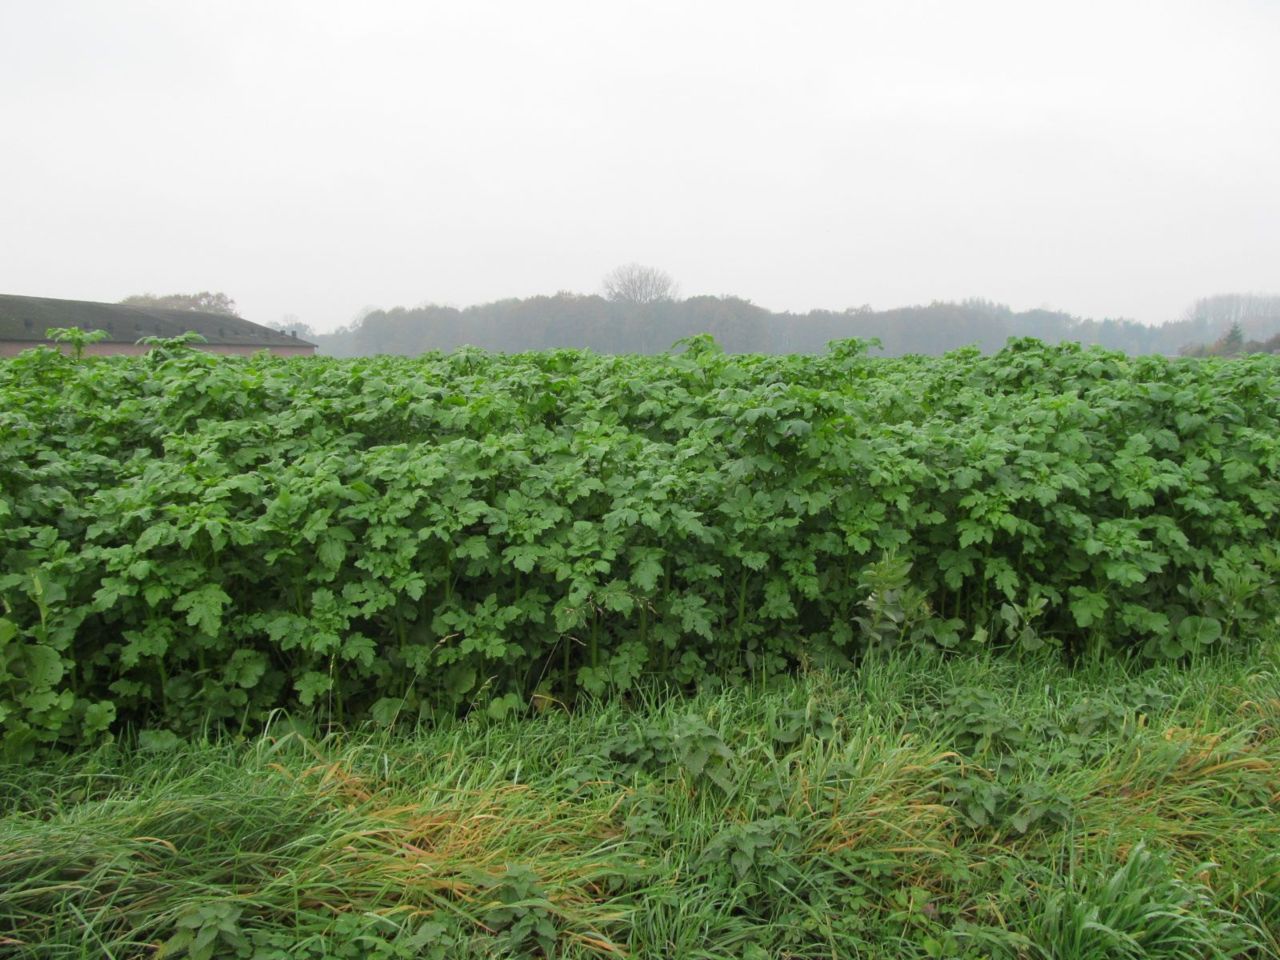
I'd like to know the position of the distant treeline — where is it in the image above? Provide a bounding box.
[1180,326,1280,358]
[1176,294,1280,357]
[308,292,1280,357]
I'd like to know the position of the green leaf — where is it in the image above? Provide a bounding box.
[317,533,347,570]
[371,697,406,726]
[456,536,491,561]
[504,545,541,573]
[173,584,231,636]
[139,729,182,751]
[340,634,376,667]
[597,579,635,615]
[486,692,523,721]
[670,595,715,640]
[630,555,664,592]
[444,665,477,700]
[1068,588,1107,628]
[24,645,64,689]
[294,671,333,706]
[1176,615,1222,647]
[223,650,267,689]
[578,665,609,696]
[986,558,1019,600]
[82,700,116,735]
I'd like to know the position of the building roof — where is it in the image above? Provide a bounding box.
[0,294,316,347]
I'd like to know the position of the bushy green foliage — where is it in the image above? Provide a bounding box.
[1,338,1278,750]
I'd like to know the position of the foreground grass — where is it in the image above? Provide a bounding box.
[1,650,1277,959]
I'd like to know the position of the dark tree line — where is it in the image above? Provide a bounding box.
[309,292,1280,358]
[1179,323,1280,358]
[1175,295,1280,357]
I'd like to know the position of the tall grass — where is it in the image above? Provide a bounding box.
[2,648,1277,958]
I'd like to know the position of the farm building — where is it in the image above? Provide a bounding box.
[0,294,316,357]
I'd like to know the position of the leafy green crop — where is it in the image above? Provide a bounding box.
[1,336,1277,751]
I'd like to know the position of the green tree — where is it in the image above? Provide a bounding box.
[1219,322,1245,357]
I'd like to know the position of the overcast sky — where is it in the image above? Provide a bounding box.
[2,1,1276,332]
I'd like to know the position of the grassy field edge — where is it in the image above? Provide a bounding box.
[2,647,1278,959]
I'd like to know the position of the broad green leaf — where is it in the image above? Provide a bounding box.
[1068,589,1107,629]
[294,671,333,706]
[82,700,116,735]
[1176,615,1222,647]
[24,646,64,689]
[173,584,231,636]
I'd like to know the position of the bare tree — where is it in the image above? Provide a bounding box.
[272,313,318,339]
[121,291,240,316]
[601,263,679,304]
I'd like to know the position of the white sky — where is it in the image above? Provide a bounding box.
[2,0,1276,332]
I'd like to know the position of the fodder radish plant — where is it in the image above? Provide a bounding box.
[1,336,1277,752]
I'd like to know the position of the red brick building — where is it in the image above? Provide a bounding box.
[0,294,316,357]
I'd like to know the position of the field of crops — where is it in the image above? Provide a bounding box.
[3,337,1279,957]
[1,337,1279,753]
